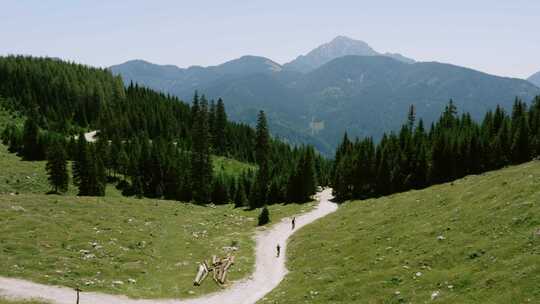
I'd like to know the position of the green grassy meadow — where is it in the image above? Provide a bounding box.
[0,106,302,299]
[213,155,256,176]
[0,144,55,195]
[0,194,312,299]
[260,162,540,304]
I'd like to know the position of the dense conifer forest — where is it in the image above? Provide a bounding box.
[10,56,538,207]
[332,97,540,201]
[0,56,327,204]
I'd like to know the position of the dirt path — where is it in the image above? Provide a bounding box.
[0,189,337,304]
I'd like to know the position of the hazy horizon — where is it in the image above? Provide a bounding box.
[1,0,539,79]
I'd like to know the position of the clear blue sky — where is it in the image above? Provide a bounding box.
[1,0,539,78]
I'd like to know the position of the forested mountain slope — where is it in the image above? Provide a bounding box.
[111,50,539,155]
[0,56,328,205]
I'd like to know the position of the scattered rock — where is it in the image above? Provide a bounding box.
[127,278,136,284]
[188,290,195,295]
[431,290,440,300]
[82,253,96,260]
[394,291,401,295]
[437,235,446,241]
[222,246,238,252]
[112,280,124,285]
[415,272,422,277]
[175,261,189,267]
[11,205,26,212]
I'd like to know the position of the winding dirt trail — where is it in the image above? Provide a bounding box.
[0,189,337,304]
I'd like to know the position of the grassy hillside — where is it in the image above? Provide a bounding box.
[0,194,312,299]
[0,105,305,299]
[260,162,540,303]
[0,144,54,195]
[213,155,256,176]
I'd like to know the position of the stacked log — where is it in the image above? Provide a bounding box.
[193,261,209,286]
[218,255,235,284]
[193,254,235,286]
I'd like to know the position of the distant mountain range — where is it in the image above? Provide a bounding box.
[282,35,414,73]
[528,71,540,87]
[110,36,540,155]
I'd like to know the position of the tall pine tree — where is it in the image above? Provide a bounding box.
[190,95,213,204]
[250,111,270,208]
[22,117,40,160]
[46,140,69,193]
[213,98,228,155]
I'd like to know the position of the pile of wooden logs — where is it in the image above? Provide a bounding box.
[193,254,235,286]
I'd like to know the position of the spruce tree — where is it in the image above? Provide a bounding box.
[258,206,270,226]
[116,145,129,176]
[208,99,216,144]
[92,150,107,196]
[95,138,111,177]
[72,133,89,194]
[407,104,416,130]
[301,147,318,199]
[191,91,200,127]
[2,123,23,153]
[213,98,228,155]
[234,180,248,208]
[511,116,530,164]
[109,135,122,176]
[132,176,144,198]
[255,111,270,164]
[211,175,229,204]
[190,95,213,204]
[72,134,106,196]
[250,111,271,208]
[22,117,40,160]
[46,141,69,193]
